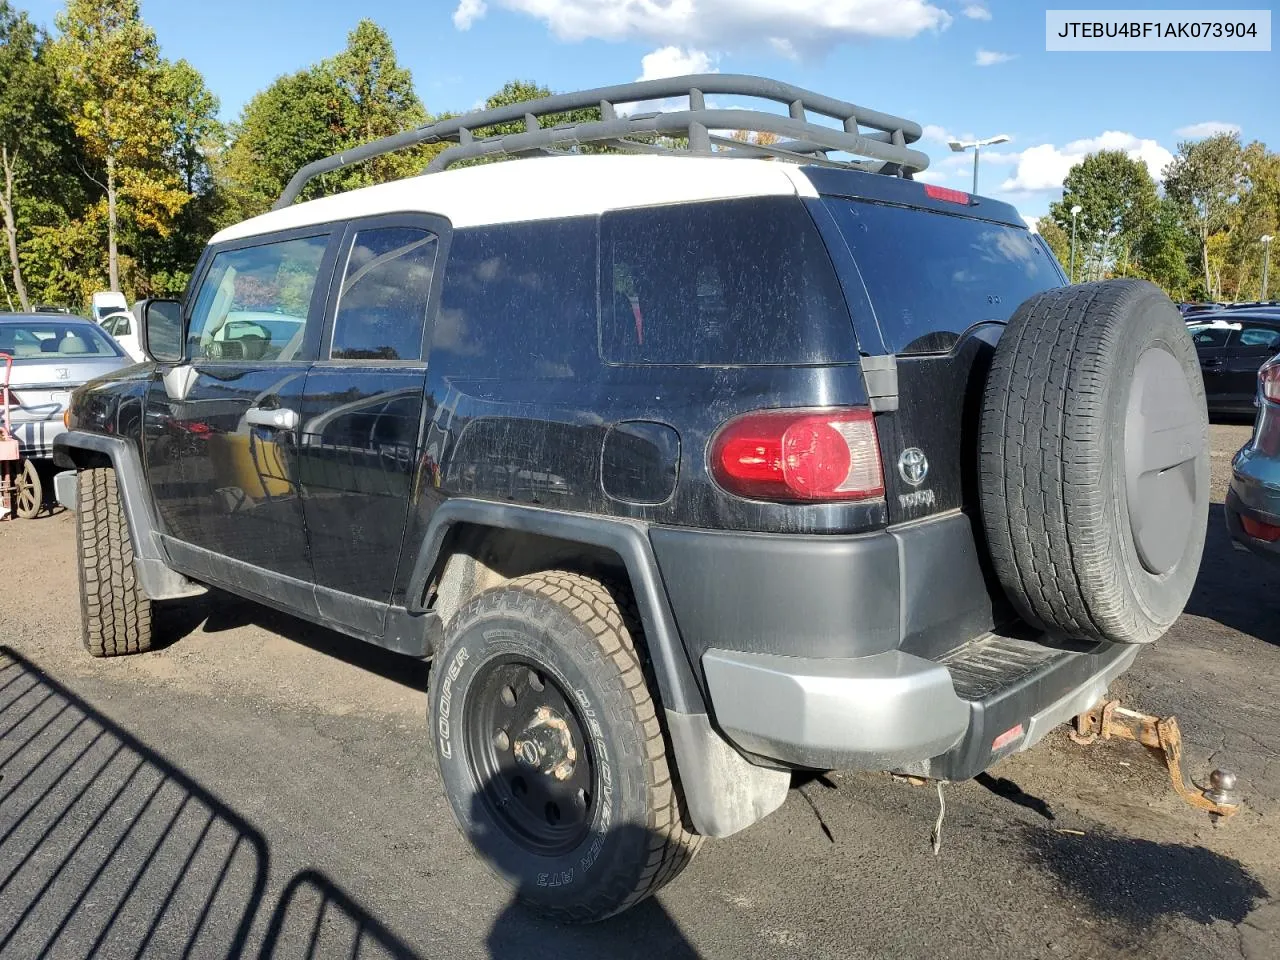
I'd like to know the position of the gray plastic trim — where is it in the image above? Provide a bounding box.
[860,354,899,413]
[52,432,206,601]
[702,647,969,769]
[664,709,790,838]
[1022,645,1140,750]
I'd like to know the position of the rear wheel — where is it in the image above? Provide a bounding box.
[77,466,153,656]
[430,570,700,922]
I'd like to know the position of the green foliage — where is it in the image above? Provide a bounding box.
[1164,132,1246,296]
[221,19,433,222]
[1134,199,1195,299]
[1049,150,1157,277]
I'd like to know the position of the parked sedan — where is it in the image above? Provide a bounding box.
[0,314,133,459]
[1190,313,1280,416]
[1226,352,1280,564]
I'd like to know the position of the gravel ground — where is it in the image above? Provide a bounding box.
[0,423,1276,959]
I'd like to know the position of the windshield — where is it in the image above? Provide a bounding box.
[824,199,1065,355]
[0,320,123,360]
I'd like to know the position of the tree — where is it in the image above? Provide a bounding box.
[1050,150,1157,278]
[1164,132,1246,298]
[222,20,430,221]
[49,0,189,292]
[0,2,63,310]
[1135,198,1195,299]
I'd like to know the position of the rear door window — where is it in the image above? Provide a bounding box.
[824,199,1063,356]
[1234,323,1280,353]
[600,197,854,366]
[331,226,439,361]
[1190,325,1237,349]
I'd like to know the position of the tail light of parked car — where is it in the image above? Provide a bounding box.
[710,408,885,502]
[1261,360,1280,404]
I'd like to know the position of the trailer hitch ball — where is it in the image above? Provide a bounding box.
[1204,769,1239,809]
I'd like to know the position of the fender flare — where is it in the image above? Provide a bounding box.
[404,498,790,838]
[53,431,205,601]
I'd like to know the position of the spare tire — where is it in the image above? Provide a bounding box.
[979,279,1208,645]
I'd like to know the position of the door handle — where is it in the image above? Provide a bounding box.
[246,406,299,430]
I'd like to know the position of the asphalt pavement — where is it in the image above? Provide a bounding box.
[0,423,1276,960]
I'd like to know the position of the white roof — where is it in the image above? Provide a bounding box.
[211,155,819,244]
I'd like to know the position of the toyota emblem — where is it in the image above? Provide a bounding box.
[898,447,928,486]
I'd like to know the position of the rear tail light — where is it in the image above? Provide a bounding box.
[1241,515,1280,542]
[1261,361,1280,404]
[924,184,971,205]
[710,408,884,502]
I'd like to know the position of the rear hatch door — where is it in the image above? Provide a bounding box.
[818,194,1067,525]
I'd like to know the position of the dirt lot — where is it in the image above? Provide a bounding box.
[0,423,1277,959]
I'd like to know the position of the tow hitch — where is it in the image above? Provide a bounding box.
[1070,699,1241,820]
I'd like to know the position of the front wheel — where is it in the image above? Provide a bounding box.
[15,459,41,519]
[429,571,700,922]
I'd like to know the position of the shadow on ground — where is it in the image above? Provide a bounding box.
[0,646,694,959]
[152,588,430,692]
[1022,824,1268,927]
[1183,504,1280,647]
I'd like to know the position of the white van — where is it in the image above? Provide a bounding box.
[90,291,129,324]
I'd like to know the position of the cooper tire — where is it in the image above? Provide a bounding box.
[979,280,1209,645]
[429,571,700,922]
[77,466,154,656]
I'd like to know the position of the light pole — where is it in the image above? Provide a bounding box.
[1263,235,1273,300]
[1069,205,1083,283]
[948,134,1011,194]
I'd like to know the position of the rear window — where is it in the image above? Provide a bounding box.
[0,320,121,359]
[825,199,1063,356]
[601,197,855,366]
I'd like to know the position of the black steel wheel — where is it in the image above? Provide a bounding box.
[429,571,700,922]
[463,657,596,856]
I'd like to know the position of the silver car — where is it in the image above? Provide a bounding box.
[1,314,132,516]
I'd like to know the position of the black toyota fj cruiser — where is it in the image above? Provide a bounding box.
[54,76,1210,922]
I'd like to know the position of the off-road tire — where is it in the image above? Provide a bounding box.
[979,279,1209,645]
[77,466,153,656]
[430,570,701,922]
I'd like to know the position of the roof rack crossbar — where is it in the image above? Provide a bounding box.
[274,73,929,209]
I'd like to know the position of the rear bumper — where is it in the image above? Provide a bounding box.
[703,638,1139,780]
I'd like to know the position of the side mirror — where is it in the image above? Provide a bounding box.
[138,299,184,363]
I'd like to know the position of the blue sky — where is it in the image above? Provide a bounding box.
[24,0,1279,218]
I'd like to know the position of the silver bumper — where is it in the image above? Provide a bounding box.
[702,648,970,769]
[54,470,77,511]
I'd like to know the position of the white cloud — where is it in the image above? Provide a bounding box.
[453,0,486,30]
[975,49,1015,66]
[1175,121,1241,139]
[638,46,716,81]
[999,131,1175,193]
[451,0,952,52]
[962,4,991,19]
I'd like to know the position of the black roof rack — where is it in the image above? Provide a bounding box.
[274,74,929,210]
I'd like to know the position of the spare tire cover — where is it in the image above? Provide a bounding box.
[978,279,1209,645]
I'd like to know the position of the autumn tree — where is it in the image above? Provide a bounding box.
[48,0,189,292]
[1035,216,1071,271]
[1164,132,1246,298]
[0,2,65,310]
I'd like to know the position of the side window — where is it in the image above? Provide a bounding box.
[434,219,597,379]
[1236,324,1280,352]
[187,234,328,362]
[115,315,131,337]
[1191,326,1235,348]
[331,226,438,361]
[600,197,854,366]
